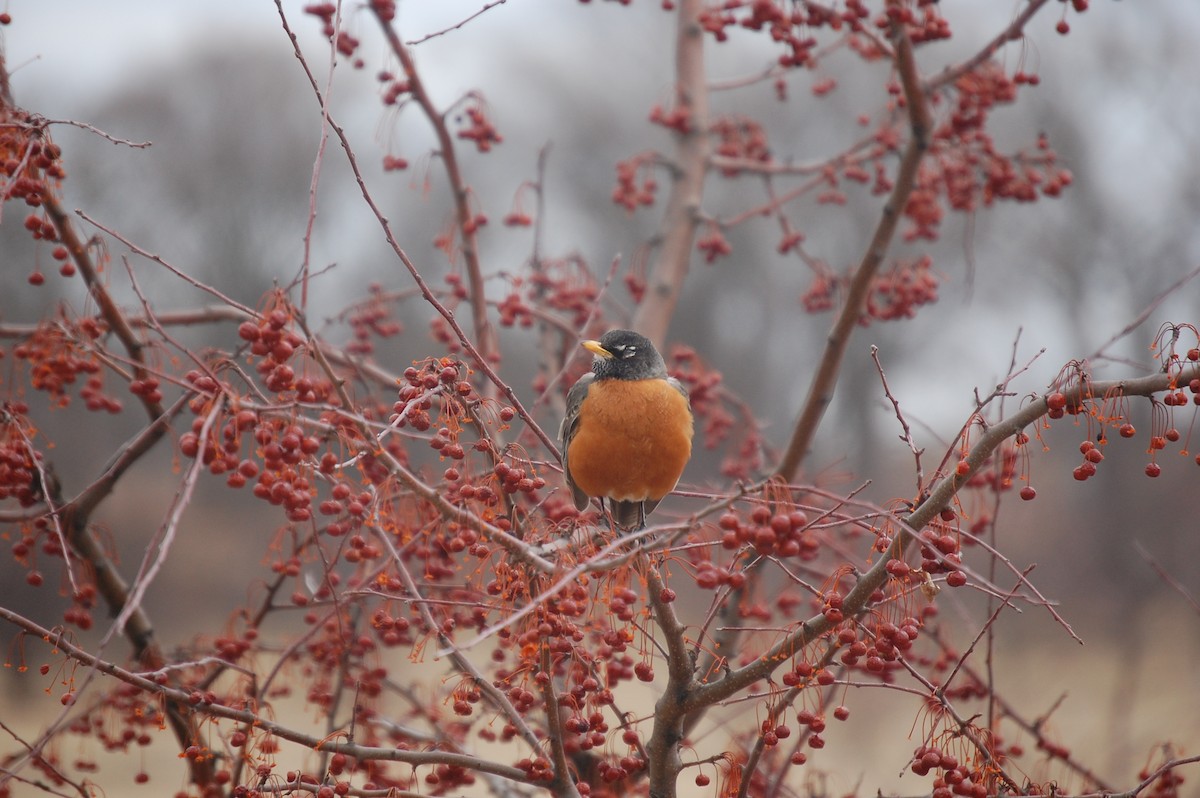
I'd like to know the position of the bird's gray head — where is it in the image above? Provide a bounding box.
[582,329,667,381]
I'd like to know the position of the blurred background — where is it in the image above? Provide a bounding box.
[2,0,1199,794]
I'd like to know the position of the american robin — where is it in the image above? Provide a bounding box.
[559,329,694,529]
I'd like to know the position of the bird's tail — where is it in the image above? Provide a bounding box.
[609,498,660,530]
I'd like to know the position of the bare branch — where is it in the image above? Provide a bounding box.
[775,17,932,481]
[631,0,710,348]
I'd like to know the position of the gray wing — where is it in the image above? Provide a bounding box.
[666,375,690,404]
[560,372,595,512]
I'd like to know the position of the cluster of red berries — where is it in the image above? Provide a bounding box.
[299,3,362,65]
[369,0,396,22]
[903,179,945,242]
[917,524,967,587]
[11,516,97,628]
[694,0,949,56]
[212,629,256,664]
[865,255,940,321]
[1140,759,1185,798]
[831,615,924,678]
[493,460,545,497]
[532,266,604,329]
[128,374,164,405]
[303,3,337,37]
[22,212,61,282]
[79,374,123,414]
[237,307,308,395]
[455,104,503,153]
[12,325,116,410]
[492,269,600,332]
[611,154,658,212]
[562,711,614,749]
[497,291,534,328]
[393,358,471,431]
[1054,0,1091,35]
[1038,353,1199,481]
[420,763,475,792]
[717,504,816,560]
[250,427,322,524]
[0,404,41,506]
[345,286,403,356]
[648,103,692,135]
[1070,437,1108,482]
[503,209,533,227]
[514,755,555,783]
[175,371,331,524]
[891,2,952,44]
[3,127,64,211]
[910,743,988,798]
[316,482,375,536]
[696,224,733,263]
[370,608,414,649]
[379,73,410,107]
[801,272,836,314]
[777,227,805,254]
[894,63,1071,242]
[779,658,837,691]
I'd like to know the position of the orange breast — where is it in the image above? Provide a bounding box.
[567,378,694,503]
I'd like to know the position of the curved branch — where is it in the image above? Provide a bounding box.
[922,0,1053,93]
[775,17,932,482]
[631,0,710,349]
[370,7,499,368]
[0,607,533,785]
[691,362,1200,709]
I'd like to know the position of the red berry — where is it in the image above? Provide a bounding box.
[1145,463,1161,478]
[1019,486,1036,501]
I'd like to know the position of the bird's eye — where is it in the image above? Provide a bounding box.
[622,346,637,358]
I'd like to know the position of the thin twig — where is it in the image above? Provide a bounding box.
[405,0,509,46]
[1135,539,1200,616]
[871,344,925,494]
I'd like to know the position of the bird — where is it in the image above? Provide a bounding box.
[559,329,694,529]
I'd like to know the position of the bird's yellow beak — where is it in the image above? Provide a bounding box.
[581,340,612,359]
